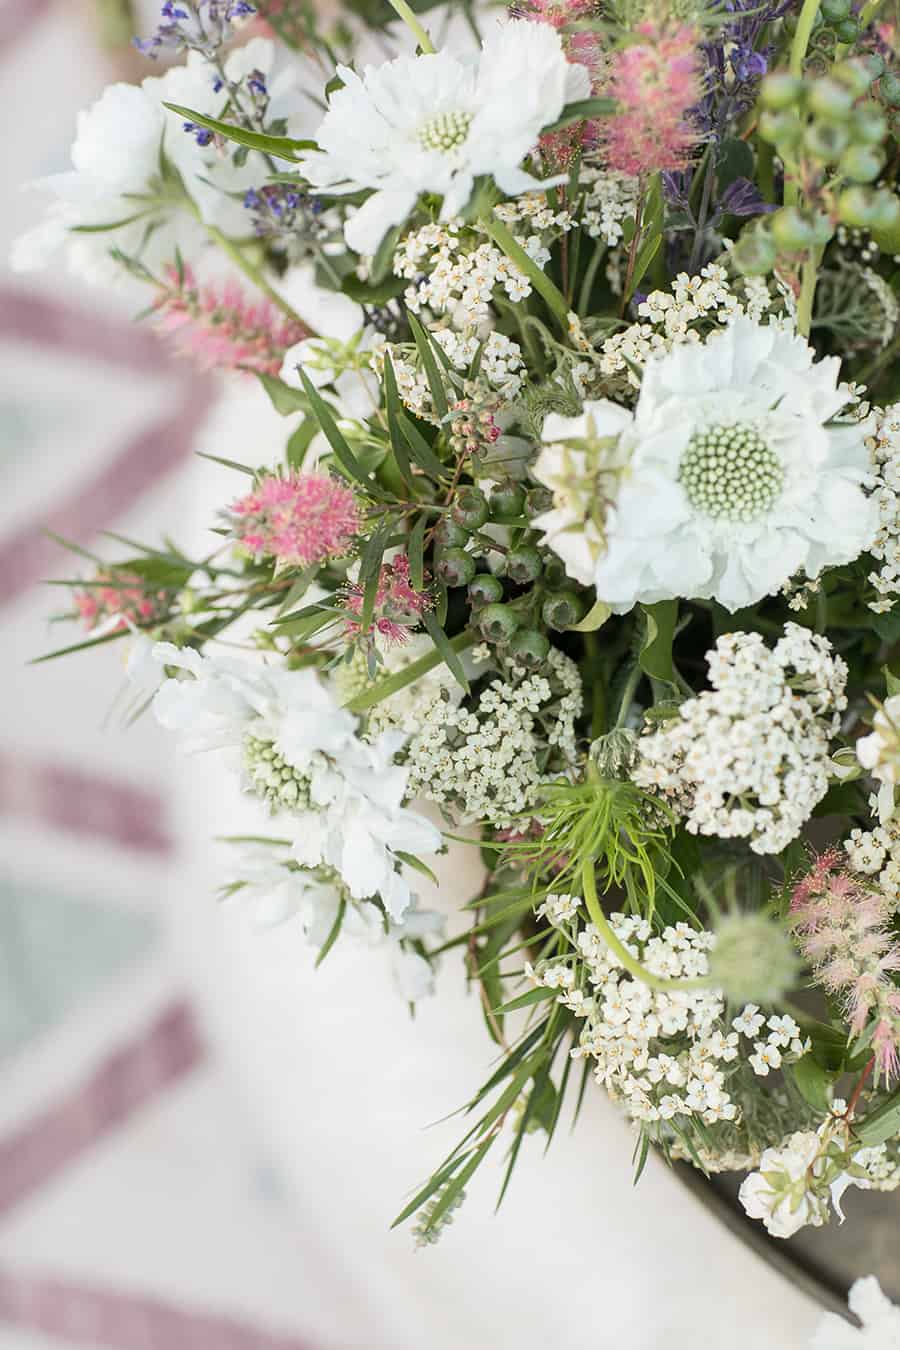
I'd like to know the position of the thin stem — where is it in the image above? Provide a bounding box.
[614,661,643,730]
[203,222,316,334]
[581,862,706,992]
[843,1055,875,1120]
[790,0,822,77]
[386,0,435,53]
[619,188,644,317]
[796,249,818,339]
[688,154,716,274]
[577,238,607,316]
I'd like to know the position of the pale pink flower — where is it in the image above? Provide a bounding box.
[512,0,605,167]
[154,264,310,376]
[604,23,702,178]
[342,555,431,647]
[229,472,361,567]
[74,569,167,633]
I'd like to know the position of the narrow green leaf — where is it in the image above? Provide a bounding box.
[346,629,473,713]
[382,353,415,488]
[196,450,257,476]
[479,217,569,328]
[494,986,556,1015]
[394,850,440,887]
[31,627,129,664]
[296,367,370,487]
[162,102,313,161]
[541,95,616,134]
[255,370,309,416]
[570,596,612,632]
[358,524,390,633]
[789,1057,832,1113]
[639,600,678,686]
[408,513,427,592]
[315,895,346,967]
[397,410,445,479]
[408,313,449,421]
[855,1090,900,1148]
[285,418,318,468]
[422,611,469,694]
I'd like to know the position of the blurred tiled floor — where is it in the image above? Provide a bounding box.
[0,3,331,1345]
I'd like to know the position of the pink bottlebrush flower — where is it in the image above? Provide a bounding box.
[229,472,361,568]
[511,0,605,167]
[74,569,166,633]
[153,264,310,376]
[791,849,900,1082]
[603,23,702,178]
[342,555,431,647]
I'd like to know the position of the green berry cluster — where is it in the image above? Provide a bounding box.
[433,481,587,666]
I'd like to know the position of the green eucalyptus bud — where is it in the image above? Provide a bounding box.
[760,71,805,110]
[508,629,551,669]
[505,545,543,586]
[434,517,470,549]
[804,119,851,160]
[840,144,885,182]
[809,77,856,121]
[467,573,504,608]
[451,486,489,531]
[478,602,519,644]
[436,547,476,588]
[542,590,583,631]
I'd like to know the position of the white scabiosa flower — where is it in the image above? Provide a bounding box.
[300,20,590,255]
[537,318,877,613]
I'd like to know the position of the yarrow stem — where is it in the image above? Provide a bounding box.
[580,861,707,992]
[385,0,435,54]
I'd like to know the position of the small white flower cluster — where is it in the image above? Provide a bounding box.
[406,648,582,828]
[739,1102,900,1240]
[532,914,761,1127]
[861,268,900,349]
[597,264,776,395]
[393,222,534,328]
[732,1005,808,1076]
[633,626,848,855]
[493,193,575,235]
[865,405,900,614]
[536,891,582,927]
[381,328,525,423]
[844,817,900,893]
[579,167,641,247]
[226,842,445,1003]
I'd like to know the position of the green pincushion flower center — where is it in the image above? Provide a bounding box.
[679,423,784,523]
[417,110,472,153]
[243,734,311,811]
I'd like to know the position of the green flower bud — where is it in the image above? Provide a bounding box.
[434,517,470,549]
[833,16,859,41]
[707,912,800,1005]
[525,486,553,518]
[589,728,638,780]
[541,590,583,631]
[839,144,885,182]
[809,76,856,121]
[860,53,885,82]
[478,602,519,644]
[488,481,526,521]
[759,109,803,147]
[733,228,778,275]
[467,573,504,608]
[451,486,489,531]
[821,0,852,20]
[851,101,889,144]
[869,189,900,236]
[880,72,900,108]
[804,119,851,160]
[760,71,805,110]
[771,205,816,250]
[436,547,476,588]
[832,59,873,97]
[505,545,543,585]
[837,185,879,227]
[508,629,551,669]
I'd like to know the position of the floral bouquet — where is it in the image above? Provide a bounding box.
[18,0,900,1259]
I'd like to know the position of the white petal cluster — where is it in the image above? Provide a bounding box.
[11,40,298,284]
[812,1277,900,1349]
[633,626,847,855]
[406,648,582,829]
[299,20,590,254]
[866,405,900,613]
[844,818,900,893]
[150,644,441,919]
[549,317,876,613]
[579,167,641,247]
[381,329,524,422]
[532,915,752,1127]
[226,842,445,1002]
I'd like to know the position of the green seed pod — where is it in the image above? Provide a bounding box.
[838,185,879,227]
[732,228,778,276]
[880,72,900,108]
[467,573,504,608]
[832,59,874,97]
[436,547,476,588]
[821,0,852,20]
[851,101,889,145]
[434,517,470,549]
[505,545,543,586]
[541,590,583,631]
[860,53,885,82]
[771,205,816,251]
[803,119,851,161]
[833,16,859,42]
[707,913,800,1006]
[488,481,526,521]
[808,77,856,121]
[869,189,900,239]
[543,557,568,589]
[759,109,803,147]
[839,144,885,182]
[759,71,804,110]
[478,602,519,644]
[450,486,489,531]
[508,629,551,670]
[524,486,553,518]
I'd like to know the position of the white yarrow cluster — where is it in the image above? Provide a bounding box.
[149,645,441,919]
[866,405,900,613]
[634,626,848,854]
[406,649,582,828]
[579,167,642,247]
[381,329,525,422]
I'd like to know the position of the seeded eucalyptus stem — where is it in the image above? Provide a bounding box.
[386,0,436,54]
[580,862,707,992]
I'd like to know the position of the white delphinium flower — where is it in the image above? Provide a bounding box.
[812,1277,900,1348]
[150,644,440,918]
[866,405,900,614]
[406,648,582,829]
[633,626,847,854]
[226,843,445,1001]
[299,20,590,254]
[540,318,876,612]
[11,40,300,283]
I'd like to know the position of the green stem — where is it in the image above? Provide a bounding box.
[345,629,474,713]
[577,239,607,317]
[580,863,706,992]
[790,0,822,77]
[203,223,317,335]
[614,661,643,730]
[386,0,435,53]
[796,249,818,339]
